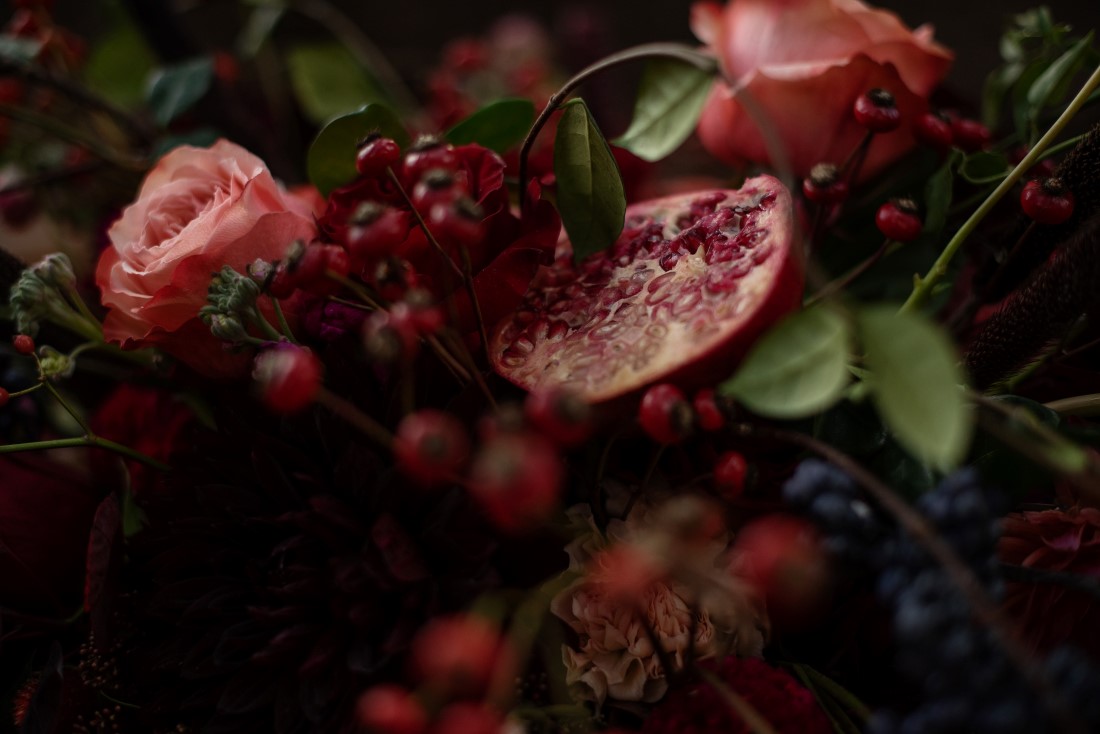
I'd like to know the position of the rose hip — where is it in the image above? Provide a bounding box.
[392,410,470,486]
[638,384,693,445]
[875,198,923,242]
[714,450,748,497]
[853,88,901,133]
[355,135,402,179]
[355,685,427,734]
[253,346,323,414]
[12,334,35,355]
[1020,178,1075,225]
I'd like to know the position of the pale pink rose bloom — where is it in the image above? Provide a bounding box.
[692,0,953,181]
[96,139,317,376]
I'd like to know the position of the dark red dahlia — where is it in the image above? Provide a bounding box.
[641,657,831,734]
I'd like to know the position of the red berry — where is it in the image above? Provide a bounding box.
[296,244,349,295]
[431,704,503,734]
[802,163,850,205]
[410,615,512,700]
[372,257,417,302]
[402,290,445,335]
[212,52,239,85]
[355,685,427,734]
[0,387,9,407]
[468,432,562,532]
[875,198,922,242]
[253,346,322,414]
[1020,178,1075,225]
[950,117,991,152]
[428,196,484,247]
[12,334,35,355]
[524,388,592,447]
[411,168,463,215]
[733,514,828,627]
[912,112,953,153]
[347,203,410,263]
[401,137,459,187]
[392,410,470,486]
[364,307,421,363]
[852,88,901,133]
[637,384,693,445]
[355,135,402,179]
[693,388,726,432]
[713,451,748,497]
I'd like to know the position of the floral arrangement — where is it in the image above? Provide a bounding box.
[2,0,1100,733]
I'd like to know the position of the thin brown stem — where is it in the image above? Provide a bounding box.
[805,239,890,306]
[459,245,491,360]
[385,167,464,279]
[315,387,393,449]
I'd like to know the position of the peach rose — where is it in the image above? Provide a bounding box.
[692,0,953,180]
[96,140,318,375]
[551,502,768,705]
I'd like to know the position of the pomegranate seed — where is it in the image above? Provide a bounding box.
[638,384,693,445]
[524,388,592,447]
[950,117,991,152]
[410,615,511,700]
[431,703,503,734]
[468,432,562,532]
[713,450,748,497]
[692,388,725,432]
[1020,178,1075,225]
[355,135,402,178]
[852,88,901,133]
[875,198,922,242]
[12,334,35,355]
[0,387,9,408]
[355,685,427,734]
[392,410,470,486]
[912,112,953,153]
[802,163,849,205]
[253,346,322,414]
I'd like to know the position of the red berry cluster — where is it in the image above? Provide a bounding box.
[637,383,736,445]
[0,334,37,408]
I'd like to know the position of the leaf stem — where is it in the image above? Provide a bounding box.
[0,435,171,472]
[518,43,717,209]
[900,61,1100,314]
[805,239,891,306]
[271,297,298,343]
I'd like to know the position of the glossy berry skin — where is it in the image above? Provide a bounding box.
[524,388,592,447]
[802,163,849,205]
[355,685,427,734]
[429,197,484,247]
[638,384,693,444]
[0,387,9,408]
[913,112,953,153]
[468,432,562,532]
[411,168,462,215]
[12,334,34,355]
[347,205,410,263]
[401,140,459,187]
[853,88,901,133]
[392,410,470,486]
[355,136,402,178]
[1020,178,1075,225]
[253,347,322,414]
[875,200,923,242]
[714,450,748,497]
[950,117,991,153]
[692,388,725,432]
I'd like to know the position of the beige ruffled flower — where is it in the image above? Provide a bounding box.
[550,499,768,705]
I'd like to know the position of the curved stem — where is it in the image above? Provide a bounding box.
[900,61,1100,314]
[518,43,717,209]
[315,387,393,449]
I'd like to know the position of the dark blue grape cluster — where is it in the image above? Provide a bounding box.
[785,462,1100,733]
[782,458,888,565]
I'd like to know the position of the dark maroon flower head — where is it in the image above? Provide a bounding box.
[641,656,832,734]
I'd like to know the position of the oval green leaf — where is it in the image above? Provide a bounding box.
[286,42,384,124]
[446,98,535,153]
[1026,32,1095,115]
[720,307,852,419]
[145,57,214,127]
[307,104,409,196]
[858,305,971,470]
[613,59,715,162]
[554,99,626,263]
[958,151,1009,185]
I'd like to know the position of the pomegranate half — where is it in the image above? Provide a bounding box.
[490,175,802,403]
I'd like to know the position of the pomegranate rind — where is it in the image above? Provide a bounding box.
[490,175,802,403]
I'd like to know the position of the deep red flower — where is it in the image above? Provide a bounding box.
[641,656,831,734]
[999,507,1100,657]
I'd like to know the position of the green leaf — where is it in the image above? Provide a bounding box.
[237,5,285,58]
[445,98,535,153]
[84,20,157,108]
[122,487,147,538]
[982,63,1023,128]
[720,307,852,419]
[613,59,714,162]
[145,57,215,127]
[1026,32,1096,116]
[307,104,408,196]
[858,305,971,470]
[285,42,383,124]
[958,151,1010,184]
[554,99,626,262]
[922,152,958,235]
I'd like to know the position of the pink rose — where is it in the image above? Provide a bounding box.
[692,0,953,180]
[96,140,317,375]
